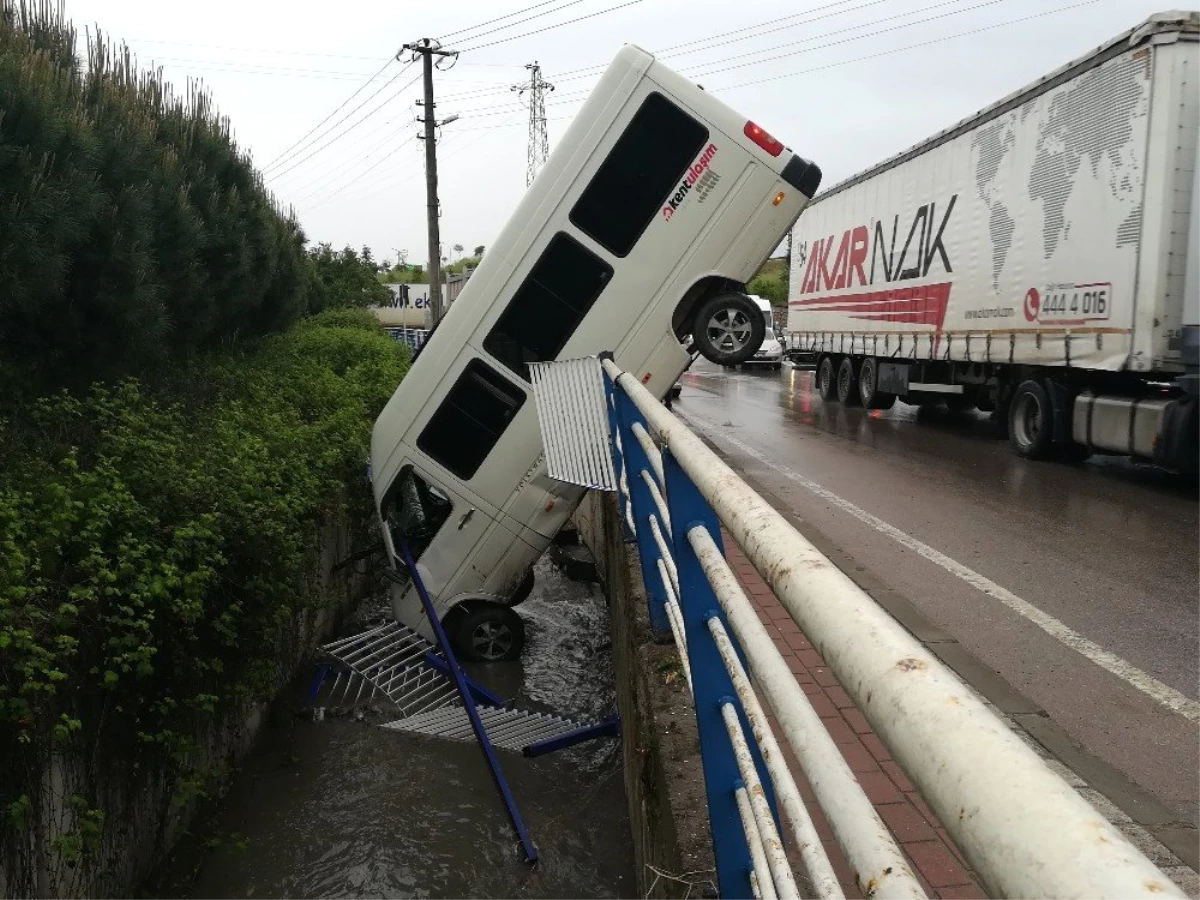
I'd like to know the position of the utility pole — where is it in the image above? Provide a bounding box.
[402,38,458,326]
[512,62,554,188]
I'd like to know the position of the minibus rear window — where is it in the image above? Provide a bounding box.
[483,232,613,381]
[417,359,526,480]
[569,92,709,258]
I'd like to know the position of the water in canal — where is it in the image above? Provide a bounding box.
[153,556,634,899]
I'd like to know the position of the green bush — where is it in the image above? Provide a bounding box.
[747,272,787,306]
[0,0,310,396]
[0,314,408,862]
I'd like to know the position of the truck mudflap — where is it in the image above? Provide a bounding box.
[1154,392,1199,474]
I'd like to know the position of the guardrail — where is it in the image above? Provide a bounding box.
[383,325,429,353]
[534,354,1183,899]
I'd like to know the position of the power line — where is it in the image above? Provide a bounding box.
[548,0,969,85]
[304,134,420,210]
[148,57,385,79]
[715,0,1095,91]
[549,0,873,78]
[459,0,647,52]
[261,58,398,172]
[656,0,869,57]
[454,1,1090,127]
[127,36,386,61]
[454,88,591,118]
[448,0,586,46]
[689,0,1009,80]
[439,0,576,41]
[288,119,416,202]
[266,66,422,181]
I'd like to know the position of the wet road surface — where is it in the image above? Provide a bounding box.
[673,359,1198,823]
[153,558,633,899]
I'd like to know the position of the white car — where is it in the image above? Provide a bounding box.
[736,327,784,370]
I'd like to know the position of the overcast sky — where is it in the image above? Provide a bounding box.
[63,0,1193,267]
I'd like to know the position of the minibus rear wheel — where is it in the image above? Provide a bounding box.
[447,602,525,662]
[692,292,765,366]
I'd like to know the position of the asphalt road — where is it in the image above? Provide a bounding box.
[672,358,1199,824]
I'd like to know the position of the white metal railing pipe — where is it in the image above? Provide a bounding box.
[649,514,680,595]
[708,615,844,900]
[630,421,665,486]
[736,784,777,900]
[600,358,1183,900]
[640,468,672,537]
[696,527,920,899]
[656,558,692,689]
[720,702,800,900]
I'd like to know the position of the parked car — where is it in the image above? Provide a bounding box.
[729,328,784,370]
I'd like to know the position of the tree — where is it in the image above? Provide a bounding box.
[473,244,485,257]
[0,2,311,396]
[747,273,787,306]
[307,244,392,311]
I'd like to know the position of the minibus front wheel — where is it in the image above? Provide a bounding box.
[446,601,526,662]
[692,292,765,366]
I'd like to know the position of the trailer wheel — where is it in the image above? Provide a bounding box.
[691,292,765,365]
[816,356,837,402]
[857,358,895,410]
[1008,380,1054,459]
[836,357,861,406]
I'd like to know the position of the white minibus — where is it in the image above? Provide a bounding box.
[371,44,821,660]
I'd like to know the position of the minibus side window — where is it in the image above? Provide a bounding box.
[569,91,709,258]
[417,358,527,479]
[483,232,613,381]
[385,466,453,566]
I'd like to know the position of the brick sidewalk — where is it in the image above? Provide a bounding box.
[722,534,985,900]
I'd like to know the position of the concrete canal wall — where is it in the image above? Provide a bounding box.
[574,491,716,899]
[4,517,370,899]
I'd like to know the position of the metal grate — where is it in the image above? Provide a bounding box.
[382,704,591,753]
[318,620,611,756]
[318,621,460,716]
[529,356,617,491]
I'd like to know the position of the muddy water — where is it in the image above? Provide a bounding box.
[156,557,635,899]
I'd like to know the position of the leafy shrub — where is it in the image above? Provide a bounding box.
[0,314,408,875]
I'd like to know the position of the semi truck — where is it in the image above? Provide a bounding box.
[786,10,1198,473]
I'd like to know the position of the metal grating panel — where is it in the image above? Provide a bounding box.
[528,356,617,490]
[381,705,589,753]
[318,621,460,716]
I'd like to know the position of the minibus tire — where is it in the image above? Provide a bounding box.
[691,293,766,366]
[448,602,525,662]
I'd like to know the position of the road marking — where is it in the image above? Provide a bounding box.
[676,407,1200,724]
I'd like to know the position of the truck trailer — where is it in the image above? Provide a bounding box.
[786,11,1198,472]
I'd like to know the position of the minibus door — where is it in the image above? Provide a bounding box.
[384,463,498,624]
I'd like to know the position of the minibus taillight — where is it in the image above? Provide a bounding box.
[744,121,783,157]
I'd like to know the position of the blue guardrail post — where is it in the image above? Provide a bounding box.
[601,368,637,544]
[611,380,673,639]
[662,445,779,898]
